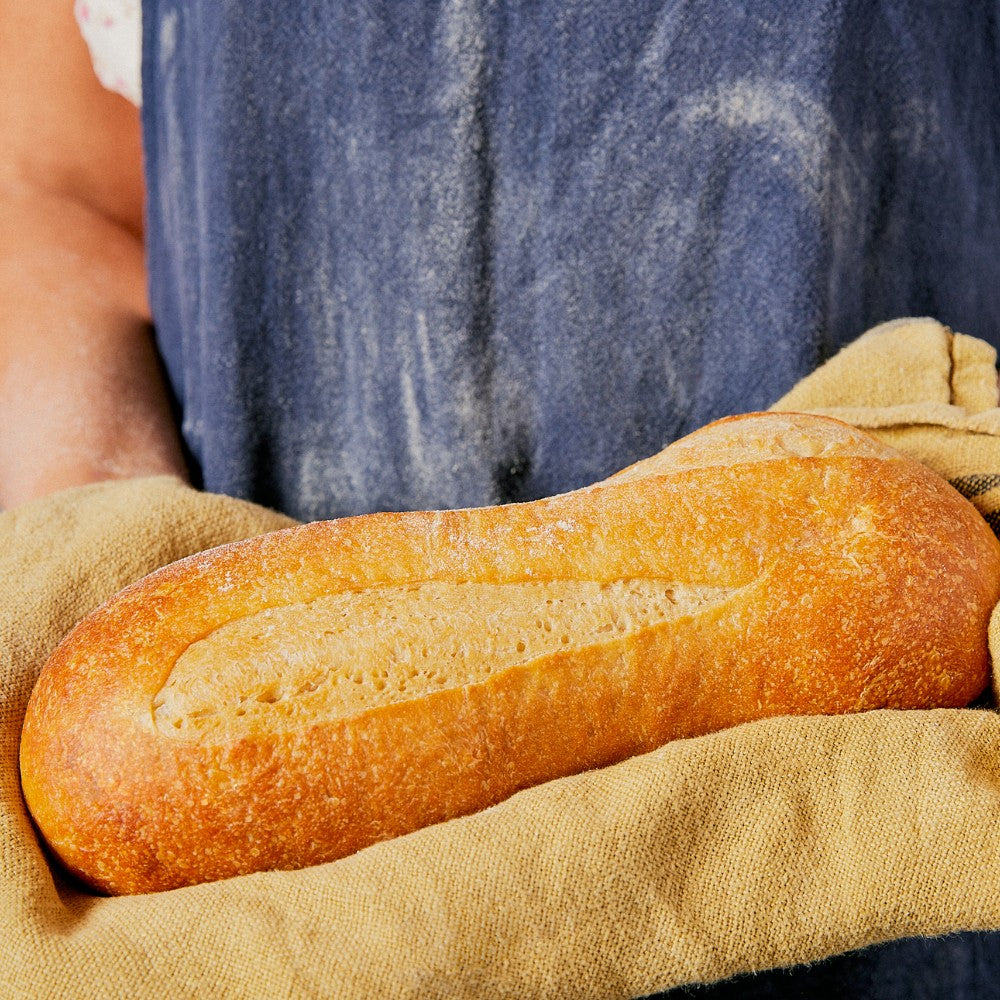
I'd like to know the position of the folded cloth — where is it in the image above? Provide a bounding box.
[6,319,1000,999]
[772,317,1000,534]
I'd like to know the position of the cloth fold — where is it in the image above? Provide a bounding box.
[772,316,1000,532]
[6,318,1000,998]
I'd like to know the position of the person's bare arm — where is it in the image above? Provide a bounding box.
[0,0,188,509]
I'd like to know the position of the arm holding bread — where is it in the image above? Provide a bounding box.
[0,0,186,509]
[6,6,1000,998]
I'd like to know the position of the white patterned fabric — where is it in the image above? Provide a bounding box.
[74,0,141,106]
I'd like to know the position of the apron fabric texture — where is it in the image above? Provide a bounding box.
[141,1,1000,995]
[143,0,1000,524]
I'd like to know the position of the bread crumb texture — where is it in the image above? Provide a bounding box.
[153,580,739,740]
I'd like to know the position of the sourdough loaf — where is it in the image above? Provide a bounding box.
[19,412,1000,895]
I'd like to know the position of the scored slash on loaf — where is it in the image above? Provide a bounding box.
[19,412,1000,895]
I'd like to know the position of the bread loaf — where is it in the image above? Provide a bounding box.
[19,412,1000,895]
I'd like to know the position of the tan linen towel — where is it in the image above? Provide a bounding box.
[6,318,1000,999]
[772,316,1000,533]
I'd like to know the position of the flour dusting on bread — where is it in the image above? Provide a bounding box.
[153,579,739,740]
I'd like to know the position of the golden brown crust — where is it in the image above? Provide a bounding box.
[19,413,1000,894]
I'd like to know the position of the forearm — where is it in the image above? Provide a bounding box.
[0,184,188,508]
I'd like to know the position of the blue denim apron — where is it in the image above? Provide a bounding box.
[142,1,1000,994]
